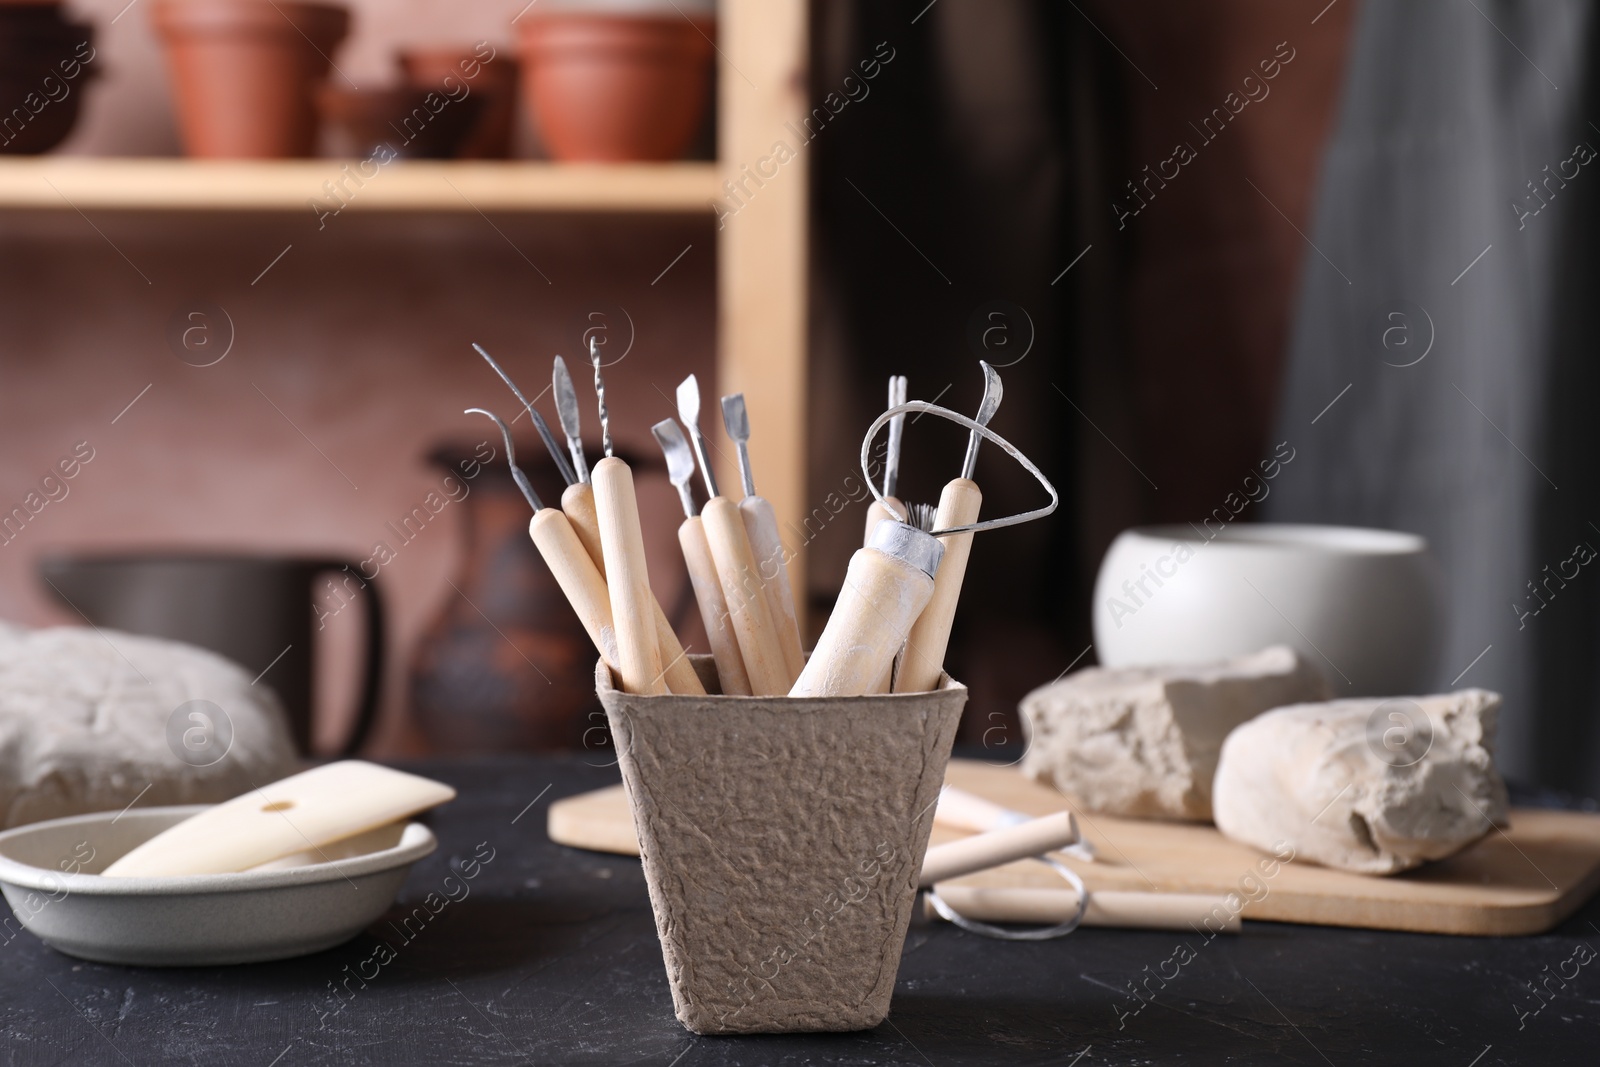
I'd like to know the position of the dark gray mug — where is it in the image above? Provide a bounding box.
[37,552,384,757]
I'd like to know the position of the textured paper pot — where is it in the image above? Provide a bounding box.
[597,657,966,1035]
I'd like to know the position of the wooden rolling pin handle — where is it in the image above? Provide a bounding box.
[592,457,667,695]
[789,535,938,698]
[862,496,907,546]
[919,810,1080,887]
[528,508,620,671]
[678,515,753,696]
[738,495,805,680]
[566,477,704,696]
[702,495,792,695]
[924,886,1240,934]
[935,785,1033,834]
[895,478,982,694]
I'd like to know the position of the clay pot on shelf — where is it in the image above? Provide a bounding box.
[151,0,349,158]
[514,13,713,162]
[317,85,485,160]
[397,46,518,159]
[0,3,97,154]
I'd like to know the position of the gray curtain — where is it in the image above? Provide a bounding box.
[1265,0,1600,792]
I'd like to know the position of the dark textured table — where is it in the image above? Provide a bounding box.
[3,755,1597,1066]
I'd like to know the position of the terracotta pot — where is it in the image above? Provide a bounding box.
[317,85,486,160]
[152,0,349,158]
[515,14,712,162]
[397,46,518,159]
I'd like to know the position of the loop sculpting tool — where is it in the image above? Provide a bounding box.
[678,375,793,695]
[896,362,1001,694]
[721,392,805,680]
[653,418,752,696]
[863,375,909,544]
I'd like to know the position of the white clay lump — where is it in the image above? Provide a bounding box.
[1211,689,1509,874]
[0,624,300,829]
[1018,645,1329,821]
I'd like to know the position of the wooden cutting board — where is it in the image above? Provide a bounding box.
[547,759,1600,936]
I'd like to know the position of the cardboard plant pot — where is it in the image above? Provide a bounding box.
[152,0,349,158]
[597,657,967,1035]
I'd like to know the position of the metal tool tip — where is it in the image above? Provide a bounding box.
[720,393,749,440]
[907,502,938,533]
[676,374,700,423]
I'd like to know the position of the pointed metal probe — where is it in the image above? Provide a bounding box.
[651,419,699,518]
[884,375,907,498]
[675,373,720,498]
[589,335,613,459]
[720,393,756,498]
[464,408,542,511]
[960,361,1003,480]
[472,343,576,487]
[552,356,590,484]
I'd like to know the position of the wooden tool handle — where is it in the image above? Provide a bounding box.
[895,477,982,693]
[592,457,667,695]
[935,785,1033,833]
[678,515,752,695]
[862,496,906,546]
[561,482,605,573]
[701,496,792,695]
[924,886,1239,933]
[738,494,805,679]
[529,507,620,671]
[789,545,935,698]
[919,811,1079,887]
[566,479,704,696]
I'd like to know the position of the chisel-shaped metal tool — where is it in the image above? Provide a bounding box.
[552,356,590,485]
[652,418,752,696]
[721,392,805,680]
[863,375,909,544]
[895,361,1001,693]
[677,374,792,694]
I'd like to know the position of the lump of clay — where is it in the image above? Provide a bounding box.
[1212,689,1508,874]
[1018,646,1329,821]
[0,625,300,828]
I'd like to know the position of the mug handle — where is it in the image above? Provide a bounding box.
[315,563,386,757]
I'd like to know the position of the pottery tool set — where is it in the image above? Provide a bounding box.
[470,353,1057,708]
[460,349,1076,1034]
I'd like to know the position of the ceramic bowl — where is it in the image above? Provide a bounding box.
[1092,524,1443,695]
[0,805,434,966]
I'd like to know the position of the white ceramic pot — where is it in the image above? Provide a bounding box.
[1091,524,1443,696]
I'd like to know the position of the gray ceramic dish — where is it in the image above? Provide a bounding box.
[0,806,435,966]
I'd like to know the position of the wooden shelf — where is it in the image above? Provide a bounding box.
[0,159,718,214]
